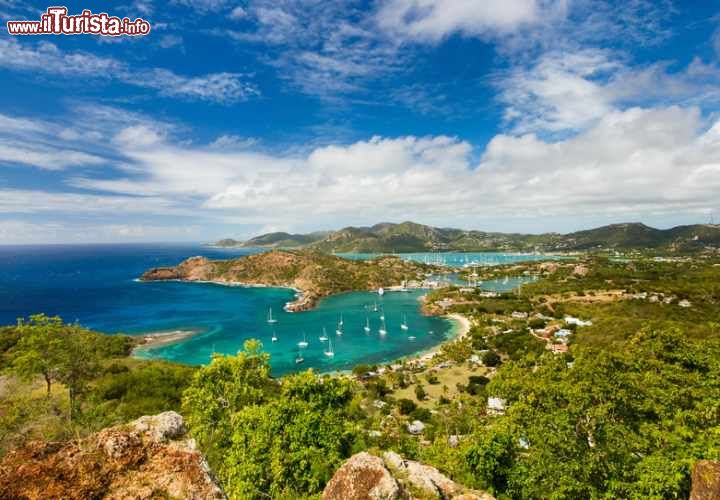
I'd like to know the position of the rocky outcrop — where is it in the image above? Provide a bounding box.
[691,460,720,500]
[323,452,403,500]
[323,451,494,500]
[0,411,225,500]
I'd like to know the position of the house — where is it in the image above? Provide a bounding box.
[564,316,592,327]
[555,329,573,341]
[548,343,569,354]
[487,397,507,415]
[511,311,529,319]
[679,299,692,308]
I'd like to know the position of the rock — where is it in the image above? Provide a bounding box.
[691,460,720,500]
[572,264,589,277]
[448,435,460,448]
[407,420,425,435]
[378,451,495,500]
[323,452,403,500]
[132,410,186,442]
[0,412,225,499]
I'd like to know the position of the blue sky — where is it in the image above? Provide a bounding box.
[1,0,719,243]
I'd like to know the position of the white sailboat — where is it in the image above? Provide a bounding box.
[378,287,384,296]
[319,327,328,342]
[364,316,371,332]
[271,329,278,342]
[379,318,387,336]
[295,348,304,364]
[379,307,385,321]
[339,313,344,326]
[400,314,409,331]
[372,302,378,312]
[324,338,335,357]
[267,308,278,324]
[336,314,343,335]
[298,332,308,349]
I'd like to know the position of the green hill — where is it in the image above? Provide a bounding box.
[213,221,720,253]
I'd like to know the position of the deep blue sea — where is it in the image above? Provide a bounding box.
[0,244,538,375]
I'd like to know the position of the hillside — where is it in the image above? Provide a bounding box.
[211,231,329,248]
[140,250,439,310]
[214,221,720,253]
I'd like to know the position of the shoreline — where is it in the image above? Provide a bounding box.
[132,329,202,354]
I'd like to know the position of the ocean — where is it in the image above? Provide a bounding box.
[0,244,537,375]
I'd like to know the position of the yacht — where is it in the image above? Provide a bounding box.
[364,316,371,332]
[267,308,277,324]
[298,332,308,349]
[379,307,385,321]
[271,329,278,342]
[319,327,328,342]
[295,348,304,364]
[324,338,335,357]
[379,318,387,336]
[400,314,409,331]
[336,316,343,335]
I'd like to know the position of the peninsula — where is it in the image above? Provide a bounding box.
[140,250,441,311]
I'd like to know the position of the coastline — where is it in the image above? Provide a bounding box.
[404,312,471,366]
[132,329,202,355]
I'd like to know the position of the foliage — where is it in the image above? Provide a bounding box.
[471,327,720,498]
[184,344,361,498]
[414,384,427,401]
[397,398,417,415]
[481,351,501,367]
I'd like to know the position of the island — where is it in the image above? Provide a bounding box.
[140,249,443,311]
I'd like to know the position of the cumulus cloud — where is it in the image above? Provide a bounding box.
[64,105,720,227]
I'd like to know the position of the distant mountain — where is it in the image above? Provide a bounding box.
[209,231,329,248]
[213,222,720,253]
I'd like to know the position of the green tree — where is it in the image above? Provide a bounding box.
[8,315,100,418]
[221,371,359,498]
[183,339,276,464]
[9,315,64,396]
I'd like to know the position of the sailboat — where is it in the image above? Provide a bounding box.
[400,314,409,331]
[267,308,278,324]
[339,313,344,326]
[324,338,335,357]
[319,327,328,342]
[364,316,371,332]
[298,332,308,349]
[503,276,509,285]
[379,318,387,336]
[372,302,378,312]
[271,329,278,342]
[295,348,304,364]
[336,314,344,335]
[379,307,385,321]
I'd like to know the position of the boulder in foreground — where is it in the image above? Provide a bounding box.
[323,451,494,500]
[0,411,225,500]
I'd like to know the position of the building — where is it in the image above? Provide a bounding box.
[564,316,593,327]
[548,343,569,354]
[487,397,507,415]
[511,311,529,319]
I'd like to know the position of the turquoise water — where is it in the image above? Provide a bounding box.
[135,288,456,375]
[0,244,540,375]
[338,251,563,267]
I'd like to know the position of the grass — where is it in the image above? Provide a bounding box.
[391,363,489,408]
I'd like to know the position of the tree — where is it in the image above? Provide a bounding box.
[183,339,275,465]
[220,371,359,498]
[398,398,417,415]
[481,350,501,367]
[9,315,64,397]
[8,315,100,418]
[415,384,427,401]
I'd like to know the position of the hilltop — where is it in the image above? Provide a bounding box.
[212,221,720,253]
[140,250,439,310]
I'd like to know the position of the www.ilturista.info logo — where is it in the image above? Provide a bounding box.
[7,7,151,36]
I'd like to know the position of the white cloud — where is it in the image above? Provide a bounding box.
[65,106,720,228]
[0,38,257,104]
[376,0,568,42]
[0,140,106,170]
[159,34,183,49]
[228,6,247,20]
[0,219,200,244]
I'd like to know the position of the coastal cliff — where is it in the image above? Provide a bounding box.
[140,250,438,311]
